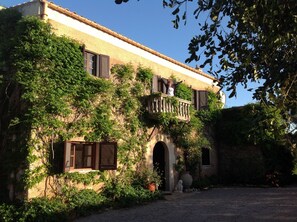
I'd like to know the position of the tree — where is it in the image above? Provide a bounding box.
[115,0,297,128]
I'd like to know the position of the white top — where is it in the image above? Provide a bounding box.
[168,87,174,96]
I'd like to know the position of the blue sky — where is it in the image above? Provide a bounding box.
[1,0,259,108]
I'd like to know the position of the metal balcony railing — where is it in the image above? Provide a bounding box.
[146,94,191,122]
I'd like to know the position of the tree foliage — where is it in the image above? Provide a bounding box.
[173,1,296,106]
[173,1,297,153]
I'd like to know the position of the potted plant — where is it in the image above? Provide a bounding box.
[133,165,162,192]
[140,167,162,192]
[147,168,162,192]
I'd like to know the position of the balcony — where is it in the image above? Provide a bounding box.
[146,94,191,122]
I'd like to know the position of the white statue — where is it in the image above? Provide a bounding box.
[175,179,183,192]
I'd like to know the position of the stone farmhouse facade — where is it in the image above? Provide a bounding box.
[1,0,224,200]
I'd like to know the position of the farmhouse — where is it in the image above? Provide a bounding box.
[0,0,223,201]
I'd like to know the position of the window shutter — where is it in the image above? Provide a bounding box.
[193,90,199,110]
[99,142,117,170]
[80,45,86,63]
[80,45,87,69]
[99,55,110,78]
[151,75,159,93]
[64,142,72,172]
[91,144,96,168]
[160,79,167,94]
[94,143,100,170]
[95,55,100,77]
[83,51,87,72]
[199,91,209,110]
[50,142,64,174]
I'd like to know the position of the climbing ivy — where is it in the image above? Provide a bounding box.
[175,82,192,101]
[198,90,223,124]
[0,10,219,200]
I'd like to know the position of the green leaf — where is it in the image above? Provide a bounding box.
[172,7,180,15]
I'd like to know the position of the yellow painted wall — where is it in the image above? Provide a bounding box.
[49,20,218,92]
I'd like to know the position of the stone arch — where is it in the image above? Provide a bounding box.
[147,132,176,192]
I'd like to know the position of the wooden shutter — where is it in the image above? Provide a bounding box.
[50,142,64,174]
[199,91,209,110]
[82,45,86,70]
[193,90,209,110]
[94,143,100,170]
[99,54,110,78]
[81,45,85,69]
[81,45,86,55]
[160,78,167,93]
[64,142,72,172]
[151,75,159,93]
[99,142,117,170]
[193,90,199,110]
[95,55,100,77]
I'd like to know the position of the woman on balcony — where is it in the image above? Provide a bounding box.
[160,78,183,97]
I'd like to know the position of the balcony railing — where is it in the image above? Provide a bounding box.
[146,94,191,122]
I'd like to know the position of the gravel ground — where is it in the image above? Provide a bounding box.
[75,186,297,222]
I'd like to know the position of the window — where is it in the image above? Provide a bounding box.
[71,143,94,169]
[193,90,209,110]
[201,148,210,165]
[64,142,95,171]
[84,51,110,78]
[151,75,167,93]
[64,141,117,172]
[85,52,97,76]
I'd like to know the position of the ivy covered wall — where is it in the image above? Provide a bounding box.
[216,104,296,186]
[0,9,219,201]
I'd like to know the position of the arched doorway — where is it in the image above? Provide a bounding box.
[153,142,167,191]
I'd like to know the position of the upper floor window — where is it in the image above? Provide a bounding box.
[152,75,183,95]
[84,51,110,78]
[151,75,166,93]
[85,52,97,76]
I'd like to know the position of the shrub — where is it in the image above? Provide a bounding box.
[192,175,219,190]
[132,167,162,188]
[102,180,161,208]
[20,197,68,222]
[62,188,109,216]
[0,203,18,222]
[0,198,67,222]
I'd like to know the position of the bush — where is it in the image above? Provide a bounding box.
[20,198,68,222]
[0,198,67,222]
[192,175,219,190]
[102,180,161,208]
[0,203,18,222]
[0,185,162,222]
[62,188,109,216]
